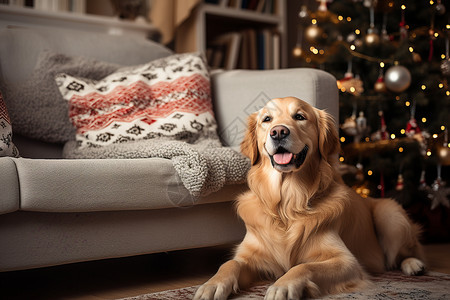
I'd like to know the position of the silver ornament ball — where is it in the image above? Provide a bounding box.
[385,65,411,93]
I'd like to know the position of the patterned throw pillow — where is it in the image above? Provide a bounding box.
[0,91,19,157]
[55,53,217,148]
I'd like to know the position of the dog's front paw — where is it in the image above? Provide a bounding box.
[401,257,426,276]
[193,282,234,300]
[264,279,320,300]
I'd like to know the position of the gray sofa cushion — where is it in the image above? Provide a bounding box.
[13,157,247,212]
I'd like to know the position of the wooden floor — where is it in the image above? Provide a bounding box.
[1,243,449,300]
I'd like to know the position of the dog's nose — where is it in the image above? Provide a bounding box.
[270,125,290,140]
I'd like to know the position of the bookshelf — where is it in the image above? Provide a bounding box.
[176,0,286,70]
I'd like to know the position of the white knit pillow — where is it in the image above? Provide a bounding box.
[55,53,217,148]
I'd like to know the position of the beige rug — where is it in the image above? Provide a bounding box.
[120,271,450,299]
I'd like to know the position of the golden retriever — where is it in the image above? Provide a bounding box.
[194,97,425,300]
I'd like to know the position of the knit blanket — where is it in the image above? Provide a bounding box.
[64,138,250,197]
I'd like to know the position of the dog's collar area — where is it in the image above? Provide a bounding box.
[269,145,309,170]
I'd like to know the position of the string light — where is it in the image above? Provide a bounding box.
[405,101,411,106]
[442,126,446,131]
[401,4,406,10]
[355,29,361,35]
[340,137,346,142]
[339,156,345,162]
[409,47,414,52]
[368,170,373,176]
[422,117,427,123]
[401,129,406,134]
[421,85,427,90]
[311,19,317,25]
[433,134,438,138]
[439,83,444,88]
[427,150,432,156]
[391,133,396,139]
[338,15,344,21]
[380,62,385,68]
[399,147,404,153]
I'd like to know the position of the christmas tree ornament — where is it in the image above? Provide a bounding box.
[341,102,358,136]
[399,7,408,40]
[435,0,446,15]
[355,162,364,182]
[364,6,380,47]
[292,46,302,58]
[298,5,309,20]
[374,76,387,92]
[380,13,390,42]
[405,101,421,138]
[371,110,389,141]
[396,173,404,191]
[437,129,450,166]
[355,111,368,143]
[406,118,421,137]
[305,23,326,44]
[292,24,303,58]
[384,65,411,93]
[427,165,450,210]
[341,114,357,136]
[337,60,364,96]
[374,68,387,93]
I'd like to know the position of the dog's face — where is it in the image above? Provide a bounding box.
[241,97,339,173]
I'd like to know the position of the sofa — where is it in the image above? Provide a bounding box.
[0,22,338,272]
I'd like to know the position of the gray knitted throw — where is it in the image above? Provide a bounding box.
[64,138,250,197]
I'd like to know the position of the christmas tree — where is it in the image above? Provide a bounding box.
[293,0,450,242]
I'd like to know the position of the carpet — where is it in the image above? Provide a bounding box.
[119,271,450,300]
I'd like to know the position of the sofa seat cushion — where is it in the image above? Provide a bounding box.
[0,157,19,214]
[13,157,246,213]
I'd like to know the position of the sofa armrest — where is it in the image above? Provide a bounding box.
[210,68,338,149]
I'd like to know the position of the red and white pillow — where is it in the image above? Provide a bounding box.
[0,91,19,157]
[55,53,217,148]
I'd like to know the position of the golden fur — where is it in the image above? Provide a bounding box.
[194,97,425,300]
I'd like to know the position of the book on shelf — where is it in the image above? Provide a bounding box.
[207,29,280,70]
[208,32,242,70]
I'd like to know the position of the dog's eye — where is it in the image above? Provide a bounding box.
[294,113,306,121]
[262,116,272,122]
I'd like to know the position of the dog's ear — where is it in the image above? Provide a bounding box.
[241,112,259,165]
[316,109,340,162]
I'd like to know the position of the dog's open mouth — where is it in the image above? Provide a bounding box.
[270,145,309,170]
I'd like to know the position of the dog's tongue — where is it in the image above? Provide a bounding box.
[273,152,293,165]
